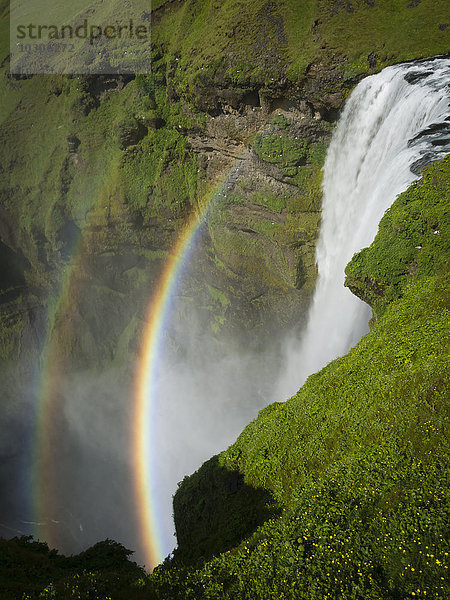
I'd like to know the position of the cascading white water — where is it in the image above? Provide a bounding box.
[277,56,450,399]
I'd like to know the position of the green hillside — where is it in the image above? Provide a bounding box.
[151,0,449,107]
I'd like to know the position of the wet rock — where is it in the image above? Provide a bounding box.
[410,153,439,175]
[408,122,449,145]
[67,135,80,153]
[404,70,433,84]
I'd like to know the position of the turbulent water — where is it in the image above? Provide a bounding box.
[277,57,450,399]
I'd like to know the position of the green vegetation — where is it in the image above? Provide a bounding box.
[0,537,146,600]
[252,134,309,170]
[244,189,288,213]
[8,0,152,75]
[316,0,450,82]
[151,0,449,106]
[346,156,450,318]
[0,68,200,248]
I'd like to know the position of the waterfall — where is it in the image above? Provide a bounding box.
[277,56,450,399]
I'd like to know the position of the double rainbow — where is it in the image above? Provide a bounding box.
[34,170,232,569]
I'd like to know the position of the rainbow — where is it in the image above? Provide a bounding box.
[134,175,230,569]
[32,155,233,569]
[33,167,120,549]
[33,236,88,548]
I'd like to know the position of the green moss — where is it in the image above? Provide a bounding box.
[119,128,197,211]
[345,156,450,318]
[117,76,200,213]
[252,134,309,168]
[251,190,288,213]
[0,54,203,294]
[153,0,290,103]
[273,113,289,129]
[207,283,231,312]
[205,124,324,295]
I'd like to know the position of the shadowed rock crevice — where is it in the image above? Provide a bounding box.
[0,240,29,294]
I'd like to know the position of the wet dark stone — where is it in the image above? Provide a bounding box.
[404,70,433,84]
[410,153,438,175]
[408,122,450,146]
[368,51,377,69]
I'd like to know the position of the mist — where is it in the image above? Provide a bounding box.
[147,292,286,559]
[0,269,287,568]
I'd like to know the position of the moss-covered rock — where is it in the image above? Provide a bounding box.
[345,156,450,319]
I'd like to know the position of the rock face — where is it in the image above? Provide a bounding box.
[187,100,328,337]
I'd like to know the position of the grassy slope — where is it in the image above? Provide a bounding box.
[148,157,450,599]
